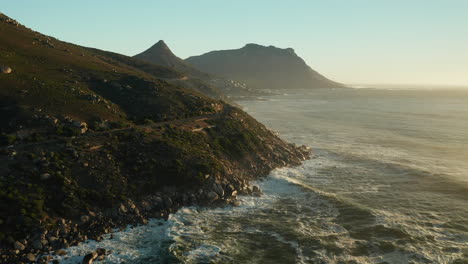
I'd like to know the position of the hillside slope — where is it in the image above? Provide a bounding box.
[186,43,346,90]
[0,13,309,263]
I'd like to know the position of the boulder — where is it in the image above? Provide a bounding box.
[14,241,25,251]
[225,184,236,193]
[239,187,252,196]
[153,196,163,209]
[163,196,173,208]
[252,185,262,196]
[72,121,88,133]
[1,65,12,74]
[41,239,49,247]
[118,203,128,214]
[96,248,106,256]
[140,200,152,212]
[48,235,59,245]
[26,253,36,262]
[40,173,51,180]
[39,255,54,262]
[55,249,67,256]
[206,191,219,201]
[212,183,224,197]
[50,117,59,125]
[82,251,98,264]
[59,225,68,236]
[31,239,43,250]
[80,215,90,224]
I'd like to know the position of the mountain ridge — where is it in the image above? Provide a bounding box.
[134,40,263,98]
[186,43,346,90]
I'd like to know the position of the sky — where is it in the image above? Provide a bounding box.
[2,0,468,87]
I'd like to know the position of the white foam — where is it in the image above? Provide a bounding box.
[185,244,221,262]
[47,160,466,264]
[49,218,171,264]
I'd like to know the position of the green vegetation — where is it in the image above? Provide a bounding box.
[0,133,16,145]
[208,118,265,159]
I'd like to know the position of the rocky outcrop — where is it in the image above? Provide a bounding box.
[0,125,309,263]
[0,171,286,263]
[0,108,310,263]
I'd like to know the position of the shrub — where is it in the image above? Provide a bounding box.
[143,118,154,125]
[0,133,16,145]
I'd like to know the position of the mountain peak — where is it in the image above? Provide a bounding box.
[243,43,264,49]
[134,40,178,63]
[134,40,210,80]
[148,40,171,52]
[155,39,168,47]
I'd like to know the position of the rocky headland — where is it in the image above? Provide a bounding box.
[0,14,310,263]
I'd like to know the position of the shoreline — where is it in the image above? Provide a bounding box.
[1,149,310,264]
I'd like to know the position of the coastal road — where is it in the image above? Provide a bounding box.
[1,105,232,151]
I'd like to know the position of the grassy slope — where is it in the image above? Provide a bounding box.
[0,13,218,132]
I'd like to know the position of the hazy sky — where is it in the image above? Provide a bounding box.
[2,1,468,86]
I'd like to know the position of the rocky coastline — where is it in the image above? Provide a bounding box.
[1,143,310,264]
[0,13,312,264]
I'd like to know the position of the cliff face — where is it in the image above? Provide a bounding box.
[0,14,310,263]
[186,43,346,90]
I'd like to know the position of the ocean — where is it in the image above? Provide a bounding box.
[55,88,468,264]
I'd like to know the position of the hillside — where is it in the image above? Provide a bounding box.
[186,43,346,91]
[0,13,310,263]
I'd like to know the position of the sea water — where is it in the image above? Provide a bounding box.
[55,88,468,264]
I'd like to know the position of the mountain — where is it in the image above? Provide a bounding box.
[186,43,346,90]
[135,40,209,79]
[0,13,309,263]
[134,41,264,98]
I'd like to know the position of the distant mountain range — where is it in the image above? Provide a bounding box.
[134,41,258,98]
[186,43,345,90]
[134,41,345,97]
